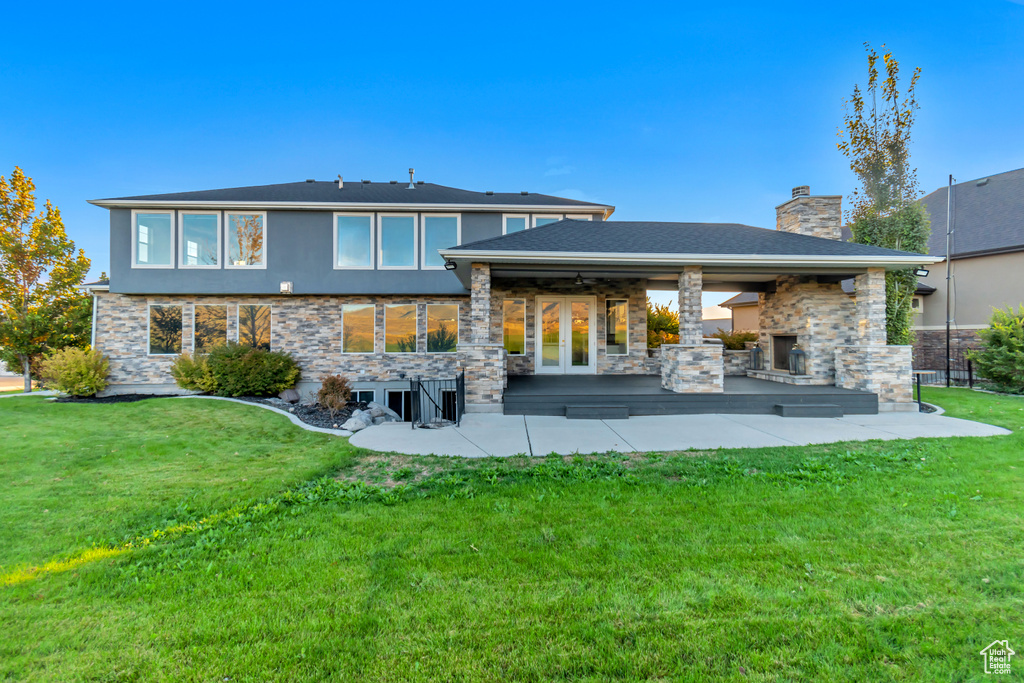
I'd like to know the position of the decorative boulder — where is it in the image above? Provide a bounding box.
[340,409,374,432]
[279,388,301,404]
[367,401,402,421]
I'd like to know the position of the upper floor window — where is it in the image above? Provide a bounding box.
[422,215,460,269]
[133,211,174,268]
[379,214,417,269]
[503,215,528,234]
[227,213,266,268]
[567,214,593,221]
[179,212,220,268]
[335,214,373,269]
[533,215,562,228]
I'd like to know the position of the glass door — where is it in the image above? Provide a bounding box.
[534,297,596,374]
[536,298,563,374]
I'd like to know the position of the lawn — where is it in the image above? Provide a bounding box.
[1,388,1022,681]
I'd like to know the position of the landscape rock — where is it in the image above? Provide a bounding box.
[279,388,300,403]
[341,410,374,432]
[367,401,401,421]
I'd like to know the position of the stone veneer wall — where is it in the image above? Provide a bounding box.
[776,195,843,241]
[488,278,650,375]
[678,266,703,345]
[758,276,857,384]
[457,343,506,410]
[835,345,913,404]
[723,349,750,376]
[93,292,471,392]
[913,328,981,370]
[660,344,724,393]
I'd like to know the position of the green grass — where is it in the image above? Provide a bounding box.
[1,389,1022,681]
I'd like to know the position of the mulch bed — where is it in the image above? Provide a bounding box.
[54,393,172,404]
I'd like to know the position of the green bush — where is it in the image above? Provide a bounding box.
[317,374,352,420]
[710,328,759,350]
[39,347,109,397]
[170,353,217,393]
[205,343,301,397]
[968,306,1024,392]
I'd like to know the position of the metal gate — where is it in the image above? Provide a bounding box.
[409,372,465,428]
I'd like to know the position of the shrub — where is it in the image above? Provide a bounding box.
[39,347,109,396]
[710,328,759,350]
[646,298,679,348]
[968,306,1024,392]
[317,374,352,421]
[170,353,217,393]
[204,343,302,397]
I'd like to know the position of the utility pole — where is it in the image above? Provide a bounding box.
[945,174,953,388]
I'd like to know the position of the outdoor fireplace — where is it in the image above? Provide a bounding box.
[772,335,797,371]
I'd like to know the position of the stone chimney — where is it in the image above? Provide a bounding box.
[776,186,842,240]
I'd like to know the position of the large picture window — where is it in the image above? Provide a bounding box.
[426,304,459,353]
[503,299,525,355]
[342,304,375,353]
[193,304,227,354]
[422,215,459,268]
[133,211,173,267]
[227,213,266,268]
[238,304,271,350]
[180,213,220,267]
[379,214,417,268]
[385,304,417,352]
[605,299,628,355]
[503,215,528,234]
[335,214,373,269]
[149,304,182,355]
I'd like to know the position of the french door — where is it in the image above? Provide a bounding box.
[535,296,597,374]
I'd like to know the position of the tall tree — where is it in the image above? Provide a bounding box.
[0,167,91,391]
[837,44,931,345]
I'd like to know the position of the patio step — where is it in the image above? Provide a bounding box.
[774,403,843,418]
[565,404,630,420]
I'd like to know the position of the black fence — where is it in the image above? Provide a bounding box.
[410,372,465,429]
[918,349,977,388]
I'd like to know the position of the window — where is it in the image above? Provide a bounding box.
[422,214,460,268]
[911,297,922,311]
[503,299,525,355]
[605,299,628,355]
[193,304,227,354]
[179,212,220,268]
[503,214,528,234]
[379,214,417,268]
[335,214,373,269]
[386,390,413,422]
[385,304,417,352]
[427,304,459,353]
[532,215,562,228]
[149,304,182,355]
[352,389,375,404]
[566,214,593,221]
[238,304,271,350]
[342,304,375,353]
[226,213,266,268]
[133,211,173,267]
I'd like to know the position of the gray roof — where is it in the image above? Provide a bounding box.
[450,219,929,259]
[919,168,1024,258]
[91,180,611,209]
[720,292,759,307]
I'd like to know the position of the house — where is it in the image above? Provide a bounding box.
[912,168,1024,370]
[84,180,938,418]
[719,292,759,331]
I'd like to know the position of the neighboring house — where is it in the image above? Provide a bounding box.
[701,305,732,336]
[84,180,937,416]
[911,168,1024,370]
[720,292,758,331]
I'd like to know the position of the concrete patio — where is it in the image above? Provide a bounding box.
[349,410,1013,457]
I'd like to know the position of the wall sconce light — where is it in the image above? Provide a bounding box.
[280,281,293,294]
[913,268,929,277]
[444,260,458,271]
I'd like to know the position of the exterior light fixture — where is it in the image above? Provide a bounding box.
[788,344,807,376]
[280,281,293,294]
[574,272,584,286]
[913,268,929,277]
[749,342,764,371]
[443,260,457,271]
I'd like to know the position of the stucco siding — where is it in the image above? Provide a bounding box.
[915,252,1024,328]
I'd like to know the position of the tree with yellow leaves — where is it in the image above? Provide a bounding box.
[0,167,91,392]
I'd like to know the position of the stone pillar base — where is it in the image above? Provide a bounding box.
[457,343,507,408]
[660,344,724,393]
[835,345,913,404]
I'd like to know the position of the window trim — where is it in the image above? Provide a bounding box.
[426,303,460,353]
[377,213,419,270]
[341,303,376,354]
[352,389,376,404]
[131,209,175,269]
[384,303,418,353]
[147,303,183,356]
[605,298,629,356]
[566,214,593,221]
[178,211,222,269]
[502,213,530,235]
[224,212,268,270]
[421,213,462,270]
[235,303,273,350]
[384,389,413,422]
[502,298,527,356]
[192,303,228,354]
[333,212,375,271]
[531,214,563,228]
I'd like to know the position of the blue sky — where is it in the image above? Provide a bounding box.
[3,1,1023,309]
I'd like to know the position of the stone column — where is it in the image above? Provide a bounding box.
[470,262,491,343]
[854,267,886,345]
[678,266,703,345]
